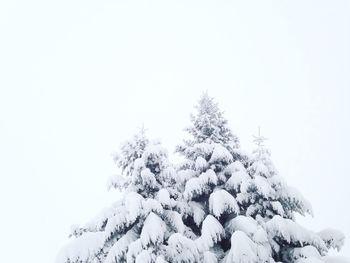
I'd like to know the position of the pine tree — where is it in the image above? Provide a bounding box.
[175,94,345,263]
[57,130,186,263]
[241,129,345,262]
[175,93,251,262]
[57,94,345,263]
[176,93,248,166]
[235,127,313,221]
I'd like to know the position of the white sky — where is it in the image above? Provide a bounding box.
[0,0,349,262]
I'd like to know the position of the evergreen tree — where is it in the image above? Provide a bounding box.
[176,93,248,165]
[57,95,345,263]
[57,130,187,263]
[176,94,344,263]
[175,93,252,262]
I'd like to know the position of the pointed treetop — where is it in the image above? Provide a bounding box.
[195,92,219,116]
[185,93,239,146]
[138,123,147,135]
[114,127,149,176]
[253,126,268,147]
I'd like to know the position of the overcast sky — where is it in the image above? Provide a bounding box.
[0,0,349,262]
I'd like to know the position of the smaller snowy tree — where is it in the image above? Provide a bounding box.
[228,128,345,263]
[236,128,312,220]
[56,130,187,263]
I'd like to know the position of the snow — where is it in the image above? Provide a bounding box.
[157,188,171,207]
[318,228,345,251]
[107,174,129,191]
[209,143,233,164]
[226,215,258,236]
[266,174,286,194]
[115,129,149,176]
[240,176,275,198]
[226,215,268,244]
[196,215,224,251]
[56,232,105,263]
[159,166,179,186]
[249,160,270,178]
[209,189,239,218]
[224,161,246,175]
[177,169,196,183]
[84,204,119,232]
[195,156,208,171]
[142,198,164,214]
[126,239,143,262]
[140,168,158,188]
[201,169,218,185]
[124,191,144,222]
[283,186,313,216]
[57,94,347,263]
[296,257,325,263]
[135,249,152,263]
[266,215,328,254]
[193,143,215,158]
[286,245,322,262]
[140,212,166,247]
[270,201,285,216]
[225,231,258,263]
[203,251,218,263]
[104,229,138,263]
[189,201,206,226]
[155,256,168,263]
[252,176,275,197]
[104,207,130,237]
[184,177,204,200]
[142,144,168,167]
[184,169,218,200]
[167,233,200,263]
[225,169,250,192]
[164,210,185,234]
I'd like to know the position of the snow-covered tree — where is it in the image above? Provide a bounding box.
[175,93,253,262]
[57,94,345,263]
[176,93,248,166]
[175,94,344,263]
[56,130,187,263]
[236,128,313,220]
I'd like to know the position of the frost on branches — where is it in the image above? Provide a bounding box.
[57,130,186,263]
[57,94,345,263]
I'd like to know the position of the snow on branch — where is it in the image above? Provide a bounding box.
[266,215,328,254]
[209,189,239,219]
[140,212,166,247]
[184,169,218,200]
[209,143,233,164]
[167,233,200,262]
[318,228,345,252]
[226,215,268,244]
[225,231,258,263]
[104,229,138,263]
[56,232,105,263]
[196,215,224,251]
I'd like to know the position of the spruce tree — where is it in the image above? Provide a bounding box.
[176,94,345,263]
[57,130,186,263]
[57,95,345,263]
[175,93,251,262]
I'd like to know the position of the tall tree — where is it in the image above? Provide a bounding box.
[176,94,344,263]
[175,93,251,262]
